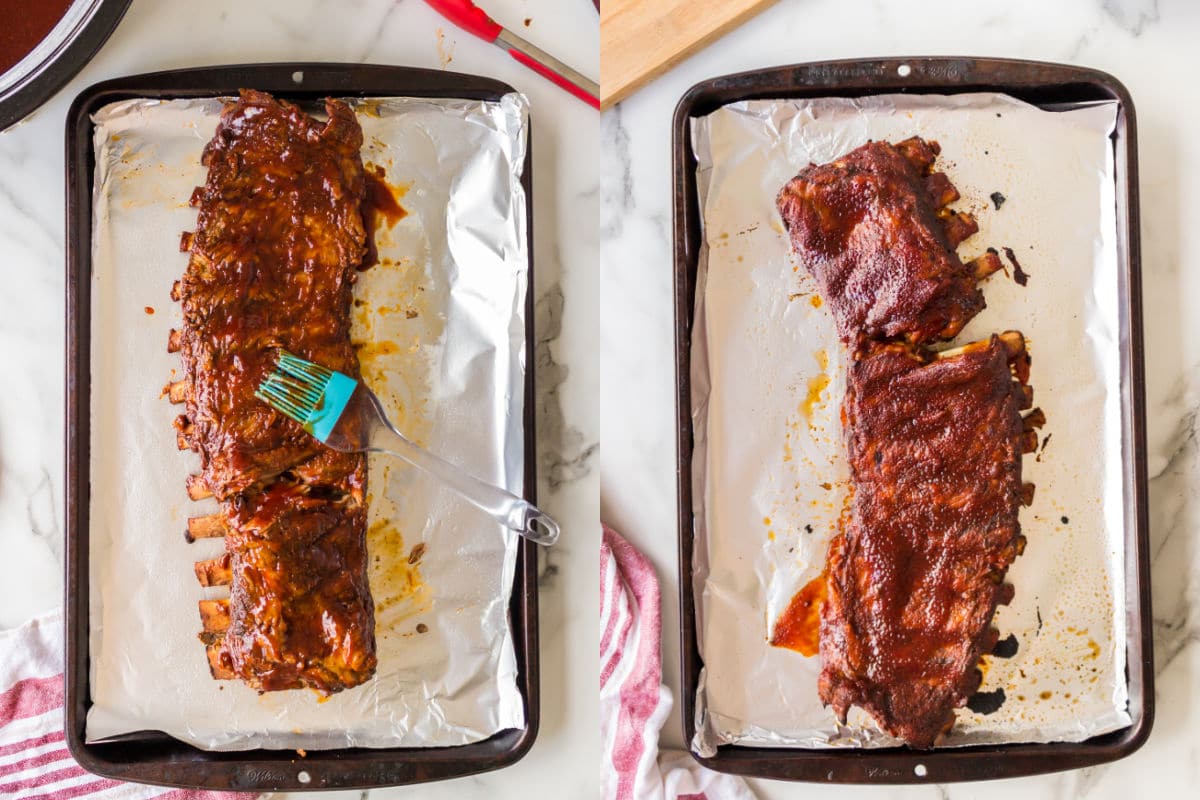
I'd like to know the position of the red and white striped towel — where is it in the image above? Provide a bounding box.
[600,525,754,800]
[0,609,252,800]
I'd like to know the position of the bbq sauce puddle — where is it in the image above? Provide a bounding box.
[360,164,409,271]
[769,572,827,657]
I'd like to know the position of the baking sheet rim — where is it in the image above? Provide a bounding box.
[670,56,1152,784]
[63,63,541,791]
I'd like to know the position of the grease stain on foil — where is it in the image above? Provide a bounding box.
[368,518,431,622]
[801,349,831,423]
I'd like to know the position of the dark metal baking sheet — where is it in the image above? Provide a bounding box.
[671,57,1151,784]
[65,63,539,792]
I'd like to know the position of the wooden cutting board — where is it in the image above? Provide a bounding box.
[600,0,779,110]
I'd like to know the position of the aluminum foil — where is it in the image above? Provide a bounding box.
[689,93,1130,754]
[86,94,529,750]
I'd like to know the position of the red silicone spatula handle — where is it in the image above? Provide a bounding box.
[509,49,601,109]
[423,0,502,42]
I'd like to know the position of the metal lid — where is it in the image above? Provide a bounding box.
[0,0,132,132]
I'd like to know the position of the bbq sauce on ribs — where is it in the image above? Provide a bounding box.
[776,137,986,348]
[818,336,1033,747]
[175,90,376,693]
[773,138,1036,746]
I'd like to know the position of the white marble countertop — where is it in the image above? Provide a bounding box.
[0,0,598,797]
[602,0,1198,797]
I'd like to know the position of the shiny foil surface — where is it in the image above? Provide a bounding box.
[87,94,528,750]
[689,94,1130,753]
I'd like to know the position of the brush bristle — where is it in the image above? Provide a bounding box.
[254,350,333,425]
[277,351,334,383]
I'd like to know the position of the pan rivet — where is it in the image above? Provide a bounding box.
[292,71,304,84]
[297,770,312,784]
[897,64,912,77]
[914,764,927,777]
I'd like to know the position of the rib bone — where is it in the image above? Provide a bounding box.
[925,172,959,207]
[997,330,1026,359]
[186,475,213,501]
[198,599,230,633]
[206,642,233,680]
[933,331,1024,363]
[1018,384,1034,410]
[194,554,232,587]
[942,211,978,248]
[968,250,1004,281]
[168,381,189,404]
[894,136,939,171]
[186,514,227,541]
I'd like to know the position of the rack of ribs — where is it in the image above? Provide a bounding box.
[819,333,1042,747]
[170,89,376,693]
[772,137,1037,746]
[776,137,1002,349]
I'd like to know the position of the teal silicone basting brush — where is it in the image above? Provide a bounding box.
[256,350,559,546]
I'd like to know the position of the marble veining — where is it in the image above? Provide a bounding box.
[599,109,632,240]
[25,466,60,565]
[538,282,599,490]
[1102,0,1161,36]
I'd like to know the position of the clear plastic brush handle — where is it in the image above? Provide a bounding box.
[333,391,560,546]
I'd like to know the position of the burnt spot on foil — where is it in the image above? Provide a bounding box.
[1036,432,1052,462]
[991,633,1019,659]
[1003,246,1030,286]
[967,688,1007,715]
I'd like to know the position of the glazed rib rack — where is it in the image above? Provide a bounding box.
[171,90,376,693]
[776,137,1002,348]
[820,333,1042,747]
[775,137,1038,747]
